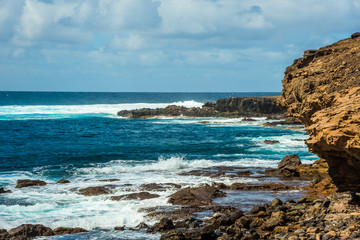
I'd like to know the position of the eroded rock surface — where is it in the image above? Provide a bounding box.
[279,34,360,191]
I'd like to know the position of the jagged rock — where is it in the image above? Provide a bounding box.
[136,222,150,229]
[230,183,296,191]
[78,186,111,196]
[56,179,70,184]
[262,211,286,230]
[278,154,301,177]
[147,218,175,232]
[15,179,47,188]
[5,224,53,239]
[53,227,87,235]
[168,184,226,206]
[110,192,160,200]
[140,183,181,191]
[279,34,360,191]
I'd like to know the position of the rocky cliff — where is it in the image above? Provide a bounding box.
[118,97,286,118]
[280,33,360,191]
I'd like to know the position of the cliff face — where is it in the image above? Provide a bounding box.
[280,33,360,191]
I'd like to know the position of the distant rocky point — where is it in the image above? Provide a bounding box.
[118,96,286,118]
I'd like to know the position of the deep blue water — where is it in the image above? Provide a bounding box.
[0,92,317,239]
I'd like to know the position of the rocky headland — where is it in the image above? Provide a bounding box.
[279,32,360,191]
[118,96,286,118]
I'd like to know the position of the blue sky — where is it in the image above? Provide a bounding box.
[0,0,359,92]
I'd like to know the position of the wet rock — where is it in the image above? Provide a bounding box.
[0,187,12,194]
[15,179,47,188]
[136,222,149,229]
[110,192,160,201]
[169,184,226,206]
[148,218,175,232]
[78,186,111,196]
[140,183,181,192]
[53,227,87,235]
[98,179,120,182]
[250,205,266,214]
[242,118,256,121]
[230,183,296,191]
[278,154,301,177]
[160,229,185,240]
[114,226,125,231]
[183,225,217,240]
[264,140,280,144]
[6,224,53,239]
[235,170,253,176]
[56,179,70,184]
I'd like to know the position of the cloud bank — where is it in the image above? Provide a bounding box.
[1,0,359,91]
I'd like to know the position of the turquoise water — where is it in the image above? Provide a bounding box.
[0,92,317,239]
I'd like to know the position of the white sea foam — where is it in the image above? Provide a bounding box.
[0,100,203,120]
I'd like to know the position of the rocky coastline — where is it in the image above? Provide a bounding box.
[118,96,286,119]
[2,33,360,240]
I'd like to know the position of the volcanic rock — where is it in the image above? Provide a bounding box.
[15,179,47,188]
[168,184,226,206]
[279,34,360,191]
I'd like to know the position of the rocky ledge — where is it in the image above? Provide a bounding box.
[279,33,360,191]
[118,96,286,118]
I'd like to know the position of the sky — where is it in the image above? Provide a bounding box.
[0,0,359,92]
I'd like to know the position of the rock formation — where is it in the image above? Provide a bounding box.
[118,96,286,118]
[280,33,360,191]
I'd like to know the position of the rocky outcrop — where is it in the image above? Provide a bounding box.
[118,97,286,118]
[15,180,47,188]
[78,186,111,196]
[110,192,160,201]
[280,34,360,191]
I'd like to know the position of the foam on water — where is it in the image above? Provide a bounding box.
[0,100,203,120]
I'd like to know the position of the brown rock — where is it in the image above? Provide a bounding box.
[278,154,301,177]
[148,218,175,232]
[15,179,47,188]
[56,179,70,184]
[110,192,160,201]
[7,224,53,239]
[351,32,360,39]
[0,187,12,194]
[53,227,87,235]
[78,186,111,196]
[262,211,286,230]
[279,34,360,191]
[230,183,296,191]
[264,140,280,144]
[168,184,226,206]
[140,183,181,191]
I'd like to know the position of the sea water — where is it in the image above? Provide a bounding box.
[0,92,317,239]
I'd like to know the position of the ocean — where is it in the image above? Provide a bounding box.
[0,92,317,239]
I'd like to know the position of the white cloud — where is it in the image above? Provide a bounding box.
[109,34,144,50]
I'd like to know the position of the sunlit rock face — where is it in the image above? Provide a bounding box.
[280,33,360,191]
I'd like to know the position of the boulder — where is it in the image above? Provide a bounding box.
[278,154,301,177]
[56,179,70,184]
[351,32,360,39]
[0,187,12,194]
[148,218,175,232]
[15,179,47,188]
[6,224,53,239]
[78,186,111,196]
[264,140,280,144]
[168,184,226,206]
[110,192,160,201]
